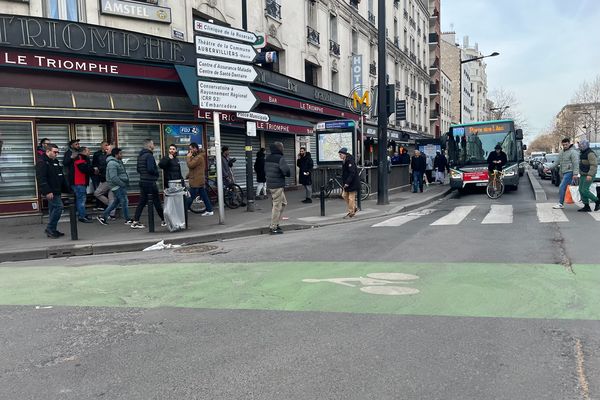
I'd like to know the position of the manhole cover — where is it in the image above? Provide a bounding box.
[174,244,219,254]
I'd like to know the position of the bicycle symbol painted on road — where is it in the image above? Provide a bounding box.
[302,272,420,296]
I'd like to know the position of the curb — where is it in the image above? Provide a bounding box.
[526,169,547,202]
[0,190,452,263]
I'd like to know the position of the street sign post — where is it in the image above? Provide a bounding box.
[198,80,259,112]
[196,59,258,82]
[195,36,257,63]
[236,111,269,122]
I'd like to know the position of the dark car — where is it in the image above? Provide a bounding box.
[550,164,560,186]
[538,154,558,179]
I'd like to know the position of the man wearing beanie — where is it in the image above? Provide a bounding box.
[577,139,600,212]
[338,147,360,218]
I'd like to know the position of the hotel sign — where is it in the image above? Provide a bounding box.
[100,0,172,23]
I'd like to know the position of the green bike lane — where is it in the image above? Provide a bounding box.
[1,261,599,320]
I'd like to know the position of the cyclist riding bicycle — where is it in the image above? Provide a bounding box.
[487,144,507,179]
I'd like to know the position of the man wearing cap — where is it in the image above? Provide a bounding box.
[577,139,599,212]
[338,147,360,218]
[487,144,507,178]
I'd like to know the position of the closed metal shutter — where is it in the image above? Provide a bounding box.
[265,133,296,187]
[220,127,260,189]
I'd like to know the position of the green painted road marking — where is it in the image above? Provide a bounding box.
[1,262,599,320]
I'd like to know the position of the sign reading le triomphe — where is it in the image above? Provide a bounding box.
[198,80,259,112]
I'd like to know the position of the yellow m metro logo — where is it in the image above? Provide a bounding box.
[352,90,370,109]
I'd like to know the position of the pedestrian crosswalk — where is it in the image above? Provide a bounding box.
[371,203,600,227]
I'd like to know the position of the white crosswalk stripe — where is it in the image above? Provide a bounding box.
[430,205,476,226]
[536,203,569,223]
[589,211,600,221]
[481,205,513,224]
[372,209,436,227]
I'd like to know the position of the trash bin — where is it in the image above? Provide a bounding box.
[163,186,186,232]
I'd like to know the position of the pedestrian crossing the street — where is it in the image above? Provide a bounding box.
[371,203,600,227]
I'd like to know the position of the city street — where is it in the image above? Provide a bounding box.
[1,172,599,399]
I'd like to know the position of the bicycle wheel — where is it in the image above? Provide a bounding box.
[360,180,370,201]
[225,184,244,209]
[189,196,206,214]
[324,180,335,198]
[486,178,504,199]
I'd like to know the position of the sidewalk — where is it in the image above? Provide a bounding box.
[0,184,452,262]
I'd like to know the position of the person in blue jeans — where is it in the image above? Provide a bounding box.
[186,142,213,216]
[35,144,68,238]
[97,147,133,225]
[410,149,426,193]
[553,137,580,209]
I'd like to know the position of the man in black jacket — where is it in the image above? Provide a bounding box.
[63,138,80,189]
[433,151,449,184]
[339,147,360,218]
[131,139,165,229]
[36,144,68,238]
[159,143,183,187]
[487,144,507,176]
[297,147,314,203]
[265,142,291,234]
[410,149,426,193]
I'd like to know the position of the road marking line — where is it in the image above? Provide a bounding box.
[371,209,435,227]
[430,205,476,226]
[481,205,513,224]
[536,203,569,223]
[589,212,600,221]
[298,208,377,222]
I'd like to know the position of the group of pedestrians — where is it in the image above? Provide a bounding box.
[410,149,448,193]
[553,137,599,212]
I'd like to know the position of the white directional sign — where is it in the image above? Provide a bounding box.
[194,20,257,44]
[195,36,257,63]
[197,59,257,83]
[236,111,270,122]
[198,80,258,112]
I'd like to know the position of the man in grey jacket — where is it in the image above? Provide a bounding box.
[553,138,580,209]
[97,148,132,225]
[265,142,291,234]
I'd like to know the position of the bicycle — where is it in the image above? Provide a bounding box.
[486,169,505,199]
[324,170,371,201]
[189,178,245,213]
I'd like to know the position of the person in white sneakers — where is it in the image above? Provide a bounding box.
[553,137,579,209]
[97,147,133,226]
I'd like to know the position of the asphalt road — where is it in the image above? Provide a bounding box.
[1,173,599,399]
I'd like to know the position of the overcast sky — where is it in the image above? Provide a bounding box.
[441,0,600,140]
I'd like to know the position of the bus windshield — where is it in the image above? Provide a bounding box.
[448,121,517,166]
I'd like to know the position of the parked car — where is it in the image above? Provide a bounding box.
[538,153,558,179]
[550,164,560,186]
[531,156,544,169]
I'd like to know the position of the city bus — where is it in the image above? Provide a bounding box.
[444,119,524,192]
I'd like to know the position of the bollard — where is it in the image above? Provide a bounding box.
[320,185,325,216]
[148,193,155,233]
[69,193,78,240]
[357,182,362,211]
[183,191,189,230]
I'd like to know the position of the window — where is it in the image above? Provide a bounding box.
[116,123,162,190]
[45,0,82,22]
[330,14,338,43]
[304,61,320,86]
[307,0,317,29]
[0,122,36,201]
[351,30,358,54]
[331,70,339,92]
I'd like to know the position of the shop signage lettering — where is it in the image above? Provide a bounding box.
[254,91,358,120]
[0,14,193,64]
[195,108,312,134]
[0,49,179,80]
[101,0,172,23]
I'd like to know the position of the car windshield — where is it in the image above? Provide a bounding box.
[544,154,558,163]
[448,130,516,166]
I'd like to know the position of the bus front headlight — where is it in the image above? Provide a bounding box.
[503,165,517,177]
[450,169,463,179]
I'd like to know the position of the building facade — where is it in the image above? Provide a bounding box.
[427,0,441,137]
[440,69,452,135]
[440,31,460,124]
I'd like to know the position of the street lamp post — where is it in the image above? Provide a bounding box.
[459,51,499,123]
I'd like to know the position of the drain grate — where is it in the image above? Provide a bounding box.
[174,244,219,254]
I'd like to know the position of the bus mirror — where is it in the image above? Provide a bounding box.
[515,129,523,140]
[522,144,527,151]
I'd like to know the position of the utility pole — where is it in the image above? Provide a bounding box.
[242,0,255,212]
[376,0,388,205]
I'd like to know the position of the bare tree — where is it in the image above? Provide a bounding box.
[571,75,600,142]
[487,88,528,131]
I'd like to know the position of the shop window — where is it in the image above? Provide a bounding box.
[75,125,107,151]
[116,123,162,190]
[0,122,36,201]
[45,0,83,22]
[37,124,70,154]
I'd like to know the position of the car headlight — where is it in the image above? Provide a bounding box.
[503,165,517,177]
[449,169,463,179]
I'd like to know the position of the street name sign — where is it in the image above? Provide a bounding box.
[236,111,270,122]
[198,80,259,112]
[197,59,257,83]
[194,20,257,44]
[195,36,257,63]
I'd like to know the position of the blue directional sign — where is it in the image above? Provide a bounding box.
[315,120,356,131]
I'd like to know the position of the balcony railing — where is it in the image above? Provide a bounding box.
[394,36,400,47]
[394,0,399,8]
[368,11,376,25]
[410,90,417,99]
[405,86,410,96]
[307,26,320,45]
[428,32,438,43]
[369,61,377,76]
[430,83,439,94]
[395,80,401,88]
[409,17,416,28]
[403,10,408,19]
[424,98,428,106]
[418,94,422,102]
[350,0,359,9]
[329,39,340,56]
[430,110,440,119]
[265,0,281,20]
[409,52,416,62]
